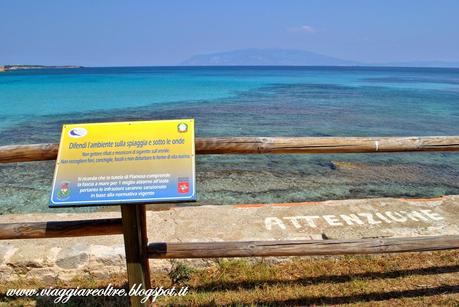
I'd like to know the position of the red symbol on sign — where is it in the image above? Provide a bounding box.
[178,182,189,194]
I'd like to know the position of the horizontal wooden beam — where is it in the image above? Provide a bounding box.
[0,218,122,240]
[1,136,459,163]
[0,143,58,163]
[147,235,459,258]
[2,218,458,260]
[196,136,459,154]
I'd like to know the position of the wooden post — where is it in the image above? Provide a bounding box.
[121,204,151,306]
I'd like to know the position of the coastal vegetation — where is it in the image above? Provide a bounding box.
[0,64,82,72]
[1,251,458,306]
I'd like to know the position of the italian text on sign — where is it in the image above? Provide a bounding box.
[50,119,195,207]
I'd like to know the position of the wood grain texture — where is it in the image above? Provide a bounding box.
[0,218,122,240]
[1,136,459,163]
[139,205,151,290]
[0,143,58,163]
[196,136,459,154]
[121,205,150,307]
[147,235,459,259]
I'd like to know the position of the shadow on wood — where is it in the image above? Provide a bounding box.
[148,235,459,259]
[0,218,122,240]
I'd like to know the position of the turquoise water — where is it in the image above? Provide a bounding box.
[0,66,458,213]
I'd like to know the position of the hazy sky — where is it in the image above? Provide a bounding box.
[1,0,458,66]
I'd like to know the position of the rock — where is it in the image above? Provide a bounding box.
[0,243,17,265]
[90,245,125,267]
[7,245,53,273]
[0,265,14,280]
[330,160,363,169]
[26,268,58,283]
[56,244,90,270]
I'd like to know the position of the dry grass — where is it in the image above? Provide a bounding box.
[1,251,458,306]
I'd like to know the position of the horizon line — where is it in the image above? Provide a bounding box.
[2,64,459,70]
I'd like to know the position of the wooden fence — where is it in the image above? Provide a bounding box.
[1,136,459,163]
[1,136,459,306]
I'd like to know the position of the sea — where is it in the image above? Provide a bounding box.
[0,66,458,214]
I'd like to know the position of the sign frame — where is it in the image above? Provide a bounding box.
[49,119,196,208]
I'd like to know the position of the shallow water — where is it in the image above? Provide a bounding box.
[0,66,458,214]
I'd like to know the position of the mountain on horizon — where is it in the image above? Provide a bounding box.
[180,49,459,68]
[180,49,359,66]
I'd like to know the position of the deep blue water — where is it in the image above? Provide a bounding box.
[0,66,458,213]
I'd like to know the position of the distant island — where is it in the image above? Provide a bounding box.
[180,48,459,68]
[180,49,358,66]
[0,65,82,72]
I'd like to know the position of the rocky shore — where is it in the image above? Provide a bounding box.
[0,195,457,282]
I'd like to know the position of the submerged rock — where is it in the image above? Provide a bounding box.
[330,160,366,170]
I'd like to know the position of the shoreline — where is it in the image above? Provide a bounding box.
[0,65,82,72]
[0,195,457,281]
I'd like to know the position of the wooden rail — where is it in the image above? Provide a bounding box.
[1,218,457,258]
[0,218,122,240]
[148,235,459,259]
[1,135,459,307]
[1,136,459,163]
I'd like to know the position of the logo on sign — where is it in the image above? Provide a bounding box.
[177,123,188,133]
[178,178,190,194]
[57,181,71,200]
[68,127,88,138]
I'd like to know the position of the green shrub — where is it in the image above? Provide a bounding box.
[169,262,195,284]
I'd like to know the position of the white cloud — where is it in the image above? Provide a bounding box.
[288,25,316,33]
